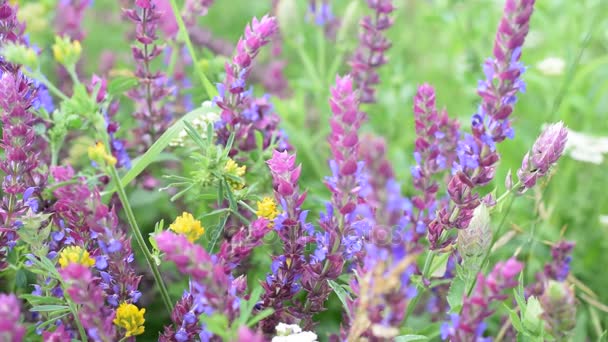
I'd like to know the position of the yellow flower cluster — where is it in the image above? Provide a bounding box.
[113,302,145,337]
[52,35,82,65]
[256,197,279,225]
[58,246,95,269]
[88,142,117,166]
[169,212,205,242]
[224,158,246,190]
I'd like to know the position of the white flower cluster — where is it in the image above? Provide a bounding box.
[271,323,318,342]
[564,128,608,165]
[536,56,566,76]
[170,101,220,147]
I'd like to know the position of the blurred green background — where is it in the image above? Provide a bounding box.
[16,0,608,339]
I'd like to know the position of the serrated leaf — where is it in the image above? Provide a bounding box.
[447,275,465,313]
[394,335,429,342]
[328,280,353,321]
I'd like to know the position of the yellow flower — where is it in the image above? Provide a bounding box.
[58,246,95,268]
[169,212,205,242]
[52,36,82,65]
[113,302,145,337]
[256,197,279,224]
[88,142,117,166]
[224,158,246,190]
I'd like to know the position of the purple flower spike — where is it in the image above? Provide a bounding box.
[411,84,460,242]
[0,72,47,269]
[260,150,312,333]
[428,0,536,249]
[350,0,395,103]
[0,293,25,342]
[517,122,568,192]
[156,231,241,340]
[124,1,173,152]
[297,75,371,329]
[60,264,117,341]
[213,15,290,155]
[442,258,523,341]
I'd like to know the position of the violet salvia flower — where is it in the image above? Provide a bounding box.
[411,84,460,241]
[0,293,25,341]
[358,134,410,228]
[544,240,574,282]
[182,0,214,27]
[0,0,26,74]
[349,0,395,104]
[124,1,173,152]
[441,258,523,341]
[0,72,46,270]
[89,75,132,169]
[308,0,340,39]
[218,217,272,272]
[429,0,536,248]
[156,231,242,340]
[54,0,92,41]
[60,263,117,341]
[261,150,312,333]
[527,240,575,298]
[50,166,142,309]
[214,15,290,154]
[299,75,370,327]
[517,122,568,192]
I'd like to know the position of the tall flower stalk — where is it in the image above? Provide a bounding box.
[350,0,395,104]
[124,1,172,152]
[260,150,312,333]
[428,0,536,248]
[300,75,370,327]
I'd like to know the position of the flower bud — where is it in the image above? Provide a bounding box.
[1,43,38,70]
[540,280,577,340]
[52,35,82,66]
[457,204,492,271]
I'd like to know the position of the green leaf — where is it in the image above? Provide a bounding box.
[447,275,465,313]
[328,280,353,320]
[505,303,524,332]
[202,313,230,339]
[394,335,429,342]
[30,305,70,312]
[104,106,212,195]
[246,308,274,327]
[429,251,450,278]
[108,76,139,96]
[21,294,66,306]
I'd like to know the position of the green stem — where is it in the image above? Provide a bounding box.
[168,0,217,99]
[23,70,69,101]
[288,41,324,90]
[108,165,174,314]
[403,250,435,324]
[58,278,88,341]
[316,29,326,83]
[496,180,521,203]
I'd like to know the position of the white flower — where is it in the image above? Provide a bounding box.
[275,323,302,336]
[170,101,220,147]
[564,128,608,164]
[600,215,608,226]
[536,57,566,76]
[272,331,318,342]
[272,323,317,342]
